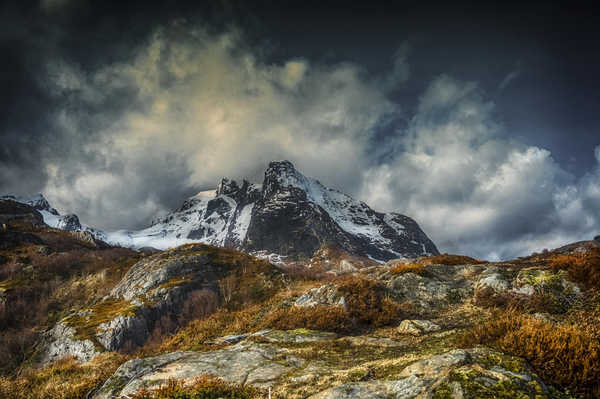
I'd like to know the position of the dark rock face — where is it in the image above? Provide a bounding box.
[56,214,82,231]
[245,186,344,257]
[0,199,45,227]
[0,194,59,216]
[242,161,438,260]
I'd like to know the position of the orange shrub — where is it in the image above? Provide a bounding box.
[549,249,600,289]
[473,287,571,314]
[390,263,425,275]
[261,305,352,333]
[461,310,600,398]
[336,276,409,327]
[420,254,487,266]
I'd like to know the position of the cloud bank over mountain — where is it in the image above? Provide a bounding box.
[2,20,599,260]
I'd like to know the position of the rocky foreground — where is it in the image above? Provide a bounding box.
[27,241,594,398]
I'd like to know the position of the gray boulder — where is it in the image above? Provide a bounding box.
[93,340,305,398]
[386,266,474,309]
[41,322,99,365]
[397,319,441,336]
[295,284,346,308]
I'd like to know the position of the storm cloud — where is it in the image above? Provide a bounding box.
[2,2,600,260]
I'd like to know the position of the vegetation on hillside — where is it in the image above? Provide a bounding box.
[0,224,140,376]
[1,218,599,398]
[130,375,264,399]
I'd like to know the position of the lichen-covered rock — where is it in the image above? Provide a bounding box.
[397,319,441,336]
[40,322,100,365]
[308,347,555,399]
[212,329,337,345]
[386,266,473,308]
[295,284,346,308]
[93,340,305,399]
[68,230,109,248]
[514,268,581,296]
[110,250,211,300]
[308,376,427,399]
[96,314,149,350]
[475,267,511,292]
[254,328,337,343]
[42,244,265,362]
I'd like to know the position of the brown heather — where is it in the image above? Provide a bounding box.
[420,253,487,265]
[549,248,600,289]
[0,353,126,399]
[473,287,573,315]
[461,310,600,398]
[130,375,264,399]
[261,305,352,333]
[0,235,140,376]
[389,263,426,275]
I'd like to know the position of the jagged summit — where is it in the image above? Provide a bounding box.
[1,193,59,216]
[107,160,438,261]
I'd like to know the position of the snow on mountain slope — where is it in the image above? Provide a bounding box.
[115,160,438,260]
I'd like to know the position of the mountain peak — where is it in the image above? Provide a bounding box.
[0,193,59,216]
[216,178,240,197]
[267,160,296,170]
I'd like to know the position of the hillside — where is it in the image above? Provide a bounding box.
[1,200,600,398]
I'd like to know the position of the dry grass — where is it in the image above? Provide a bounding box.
[0,241,139,375]
[420,254,487,266]
[549,249,600,289]
[473,287,572,315]
[130,375,264,399]
[262,305,352,333]
[389,263,425,275]
[461,310,600,398]
[0,353,126,399]
[262,277,411,333]
[336,276,410,327]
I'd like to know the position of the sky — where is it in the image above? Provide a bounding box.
[1,0,600,260]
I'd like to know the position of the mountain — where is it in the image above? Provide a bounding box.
[0,194,109,242]
[108,160,439,261]
[2,161,438,262]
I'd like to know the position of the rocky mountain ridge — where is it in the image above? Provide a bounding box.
[106,161,438,261]
[3,161,438,262]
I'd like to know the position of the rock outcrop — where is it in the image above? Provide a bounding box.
[0,199,45,228]
[397,319,441,336]
[309,347,552,399]
[95,333,556,399]
[294,284,346,308]
[41,244,278,362]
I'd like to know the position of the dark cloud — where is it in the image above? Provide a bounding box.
[1,1,600,258]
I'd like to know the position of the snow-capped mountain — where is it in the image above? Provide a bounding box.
[2,161,439,262]
[0,194,105,238]
[106,160,439,261]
